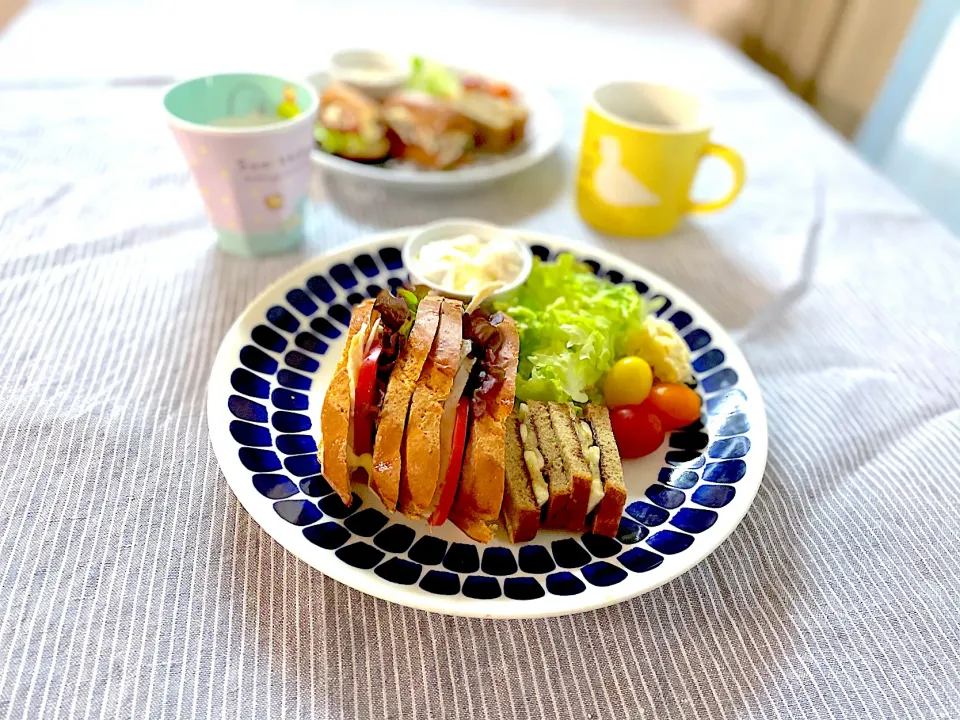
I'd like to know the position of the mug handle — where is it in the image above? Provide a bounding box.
[687,143,746,213]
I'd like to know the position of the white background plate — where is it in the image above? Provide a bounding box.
[207,228,768,618]
[307,71,564,191]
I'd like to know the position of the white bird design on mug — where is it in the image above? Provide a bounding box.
[593,136,661,207]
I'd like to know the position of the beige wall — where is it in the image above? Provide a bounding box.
[814,0,919,135]
[0,0,26,30]
[681,0,919,137]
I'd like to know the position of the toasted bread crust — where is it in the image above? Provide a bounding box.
[449,314,519,543]
[398,298,463,517]
[530,401,584,531]
[370,296,442,512]
[501,417,541,543]
[544,403,591,532]
[319,300,374,505]
[585,404,626,537]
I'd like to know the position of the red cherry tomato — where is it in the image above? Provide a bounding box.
[610,404,665,459]
[485,81,514,99]
[429,398,469,526]
[648,383,702,431]
[352,343,381,457]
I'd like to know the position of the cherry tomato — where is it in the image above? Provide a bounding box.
[603,356,653,407]
[610,404,665,459]
[648,383,702,431]
[429,398,469,526]
[485,81,514,99]
[352,343,382,457]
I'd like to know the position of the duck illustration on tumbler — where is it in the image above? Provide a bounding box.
[592,136,660,207]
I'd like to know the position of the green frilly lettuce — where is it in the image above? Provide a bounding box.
[494,253,647,403]
[406,56,462,98]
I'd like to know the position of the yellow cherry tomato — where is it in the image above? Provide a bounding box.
[603,357,653,407]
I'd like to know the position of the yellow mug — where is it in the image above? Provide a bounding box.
[576,82,745,237]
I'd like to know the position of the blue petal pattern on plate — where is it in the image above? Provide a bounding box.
[504,577,545,600]
[546,572,586,596]
[269,305,301,332]
[482,547,518,576]
[463,575,502,599]
[375,557,422,585]
[240,346,279,375]
[216,243,759,608]
[304,522,351,549]
[253,473,299,499]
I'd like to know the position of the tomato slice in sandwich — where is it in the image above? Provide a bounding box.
[429,397,469,527]
[353,342,382,457]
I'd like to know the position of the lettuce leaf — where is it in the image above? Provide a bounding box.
[406,56,462,98]
[314,126,376,156]
[493,253,647,403]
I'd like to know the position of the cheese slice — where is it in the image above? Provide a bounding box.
[576,419,604,513]
[465,281,503,314]
[345,322,373,474]
[517,403,548,506]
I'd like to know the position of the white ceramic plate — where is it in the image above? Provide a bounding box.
[306,71,564,191]
[207,228,768,618]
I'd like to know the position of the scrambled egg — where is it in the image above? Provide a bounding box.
[626,316,693,385]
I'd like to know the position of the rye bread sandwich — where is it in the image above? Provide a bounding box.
[502,401,625,539]
[500,414,546,543]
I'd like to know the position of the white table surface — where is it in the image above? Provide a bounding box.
[1,1,958,718]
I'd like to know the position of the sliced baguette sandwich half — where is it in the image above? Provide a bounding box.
[319,288,439,508]
[369,294,442,512]
[448,310,520,543]
[319,299,375,505]
[397,298,464,517]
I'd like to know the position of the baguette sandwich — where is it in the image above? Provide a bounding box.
[319,293,521,546]
[319,288,439,507]
[446,310,520,542]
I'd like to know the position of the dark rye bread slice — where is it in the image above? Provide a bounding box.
[534,402,591,532]
[584,404,626,538]
[501,416,541,543]
[370,295,442,512]
[319,299,375,505]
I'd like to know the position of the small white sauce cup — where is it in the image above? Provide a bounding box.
[403,219,533,302]
[329,49,408,100]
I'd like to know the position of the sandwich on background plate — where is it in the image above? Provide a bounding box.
[315,81,391,163]
[451,87,528,153]
[382,90,476,170]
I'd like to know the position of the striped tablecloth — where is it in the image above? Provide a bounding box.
[1,1,958,718]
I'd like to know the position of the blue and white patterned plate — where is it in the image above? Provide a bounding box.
[207,229,768,618]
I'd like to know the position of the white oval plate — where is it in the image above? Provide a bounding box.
[207,228,768,618]
[306,71,564,191]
